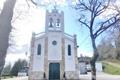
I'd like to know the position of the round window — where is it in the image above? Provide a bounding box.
[52,41,57,45]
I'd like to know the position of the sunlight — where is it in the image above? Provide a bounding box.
[5,0,91,64]
[33,0,77,6]
[0,0,6,12]
[99,0,120,19]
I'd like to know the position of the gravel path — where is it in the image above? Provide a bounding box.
[104,61,120,68]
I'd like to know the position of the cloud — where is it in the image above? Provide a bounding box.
[77,49,93,57]
[6,0,46,64]
[5,53,29,66]
[7,44,29,53]
[31,0,78,7]
[99,0,120,19]
[6,0,91,64]
[0,0,6,10]
[8,0,46,53]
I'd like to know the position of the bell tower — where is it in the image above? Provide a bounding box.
[45,7,64,33]
[29,4,79,80]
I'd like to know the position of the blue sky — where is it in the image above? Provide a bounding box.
[6,5,92,65]
[62,6,93,56]
[5,0,94,64]
[35,2,94,56]
[4,0,120,65]
[35,4,93,56]
[6,0,117,64]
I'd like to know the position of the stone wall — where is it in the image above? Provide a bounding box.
[29,71,44,80]
[44,37,48,79]
[65,71,79,79]
[28,33,79,80]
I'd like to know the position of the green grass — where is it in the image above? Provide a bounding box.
[1,75,14,80]
[103,62,120,75]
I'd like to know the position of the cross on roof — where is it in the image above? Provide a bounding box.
[53,1,58,12]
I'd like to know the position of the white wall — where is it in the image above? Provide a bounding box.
[32,32,76,72]
[32,38,45,72]
[48,32,62,60]
[96,62,103,72]
[65,39,75,71]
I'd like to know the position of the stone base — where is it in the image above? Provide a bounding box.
[28,71,44,80]
[65,71,79,79]
[29,71,79,80]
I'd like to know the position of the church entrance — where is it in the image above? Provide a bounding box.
[49,63,60,80]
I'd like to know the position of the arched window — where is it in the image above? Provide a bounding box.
[37,44,41,55]
[68,45,71,56]
[49,18,53,27]
[56,18,60,27]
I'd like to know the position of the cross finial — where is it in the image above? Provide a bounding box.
[54,1,57,10]
[53,1,58,12]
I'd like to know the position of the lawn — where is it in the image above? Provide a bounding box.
[1,77,28,80]
[1,76,13,80]
[103,62,120,75]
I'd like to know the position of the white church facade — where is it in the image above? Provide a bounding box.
[29,8,79,80]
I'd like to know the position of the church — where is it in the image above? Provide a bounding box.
[29,8,79,80]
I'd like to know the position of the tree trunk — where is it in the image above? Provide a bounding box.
[0,0,16,79]
[90,36,99,80]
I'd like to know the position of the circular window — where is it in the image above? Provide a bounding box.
[52,41,57,45]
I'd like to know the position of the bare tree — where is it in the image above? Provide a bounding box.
[0,0,16,78]
[0,0,36,79]
[31,0,37,5]
[75,0,120,80]
[97,38,115,60]
[112,22,120,59]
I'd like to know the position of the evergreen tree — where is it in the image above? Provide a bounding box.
[2,63,11,76]
[10,59,27,76]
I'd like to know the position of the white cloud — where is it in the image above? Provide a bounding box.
[8,0,46,52]
[31,0,77,7]
[99,0,120,19]
[5,53,29,66]
[77,49,93,57]
[6,0,46,63]
[0,0,6,10]
[6,0,90,64]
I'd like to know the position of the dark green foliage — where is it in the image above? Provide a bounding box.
[10,59,27,76]
[2,63,11,76]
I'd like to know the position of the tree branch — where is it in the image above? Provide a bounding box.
[31,0,37,5]
[26,0,30,8]
[78,19,90,29]
[94,14,120,38]
[95,0,110,16]
[76,0,92,11]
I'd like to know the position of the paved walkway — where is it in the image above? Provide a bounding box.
[80,72,120,80]
[2,72,120,80]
